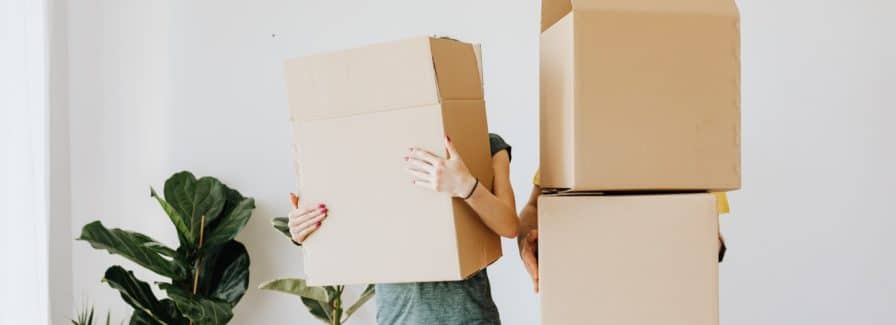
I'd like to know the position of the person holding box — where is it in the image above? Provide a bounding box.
[287,134,518,325]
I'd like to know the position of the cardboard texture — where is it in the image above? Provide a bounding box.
[539,193,720,325]
[284,37,500,286]
[539,0,742,192]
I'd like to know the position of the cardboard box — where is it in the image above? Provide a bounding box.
[540,0,742,192]
[283,37,501,286]
[539,193,720,325]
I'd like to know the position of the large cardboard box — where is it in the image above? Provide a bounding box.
[539,193,720,325]
[284,37,501,285]
[540,0,742,192]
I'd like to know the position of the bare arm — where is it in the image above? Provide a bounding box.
[518,183,541,292]
[406,137,519,238]
[464,150,519,238]
[518,184,540,247]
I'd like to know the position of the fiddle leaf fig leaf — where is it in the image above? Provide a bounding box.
[203,192,254,249]
[258,278,329,302]
[151,187,192,247]
[103,266,187,325]
[206,241,250,305]
[159,284,233,325]
[80,222,188,280]
[163,171,227,245]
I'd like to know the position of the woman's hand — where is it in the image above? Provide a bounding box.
[520,229,540,292]
[287,193,328,244]
[405,136,477,198]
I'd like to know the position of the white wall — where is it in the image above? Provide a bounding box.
[2,0,50,323]
[64,0,896,324]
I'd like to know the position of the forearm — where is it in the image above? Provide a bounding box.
[465,183,519,238]
[518,203,538,246]
[517,184,541,246]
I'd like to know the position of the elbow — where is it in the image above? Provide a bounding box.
[498,217,520,239]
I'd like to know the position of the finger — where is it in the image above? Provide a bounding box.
[290,193,299,209]
[522,252,540,292]
[445,136,460,159]
[294,223,321,243]
[523,252,540,292]
[406,156,436,171]
[406,167,431,180]
[288,205,321,221]
[296,212,327,231]
[410,147,443,165]
[289,207,326,227]
[412,179,435,190]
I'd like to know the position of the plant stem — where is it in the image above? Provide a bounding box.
[189,215,207,325]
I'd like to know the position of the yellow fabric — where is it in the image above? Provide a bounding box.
[533,169,730,214]
[713,192,730,214]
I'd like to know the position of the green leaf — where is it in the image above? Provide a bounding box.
[301,297,334,323]
[103,266,186,325]
[81,223,188,280]
[259,278,334,322]
[151,187,193,247]
[159,284,233,325]
[271,217,302,246]
[202,196,254,250]
[258,278,329,302]
[163,172,227,246]
[206,241,250,305]
[343,284,375,321]
[271,217,290,238]
[128,310,159,325]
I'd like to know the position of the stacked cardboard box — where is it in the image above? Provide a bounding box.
[538,0,741,324]
[284,37,500,286]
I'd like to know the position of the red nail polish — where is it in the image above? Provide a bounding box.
[404,156,409,161]
[318,204,325,208]
[316,222,322,226]
[322,208,328,213]
[446,135,451,142]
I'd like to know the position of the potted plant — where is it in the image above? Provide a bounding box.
[78,171,255,324]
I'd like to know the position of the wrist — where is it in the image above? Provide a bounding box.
[457,174,478,199]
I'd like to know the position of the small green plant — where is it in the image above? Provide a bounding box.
[71,306,112,325]
[78,171,255,324]
[264,216,374,324]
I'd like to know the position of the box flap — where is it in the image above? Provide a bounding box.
[285,37,482,122]
[429,38,484,101]
[541,0,573,32]
[542,0,738,32]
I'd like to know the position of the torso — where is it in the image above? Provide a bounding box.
[374,134,511,325]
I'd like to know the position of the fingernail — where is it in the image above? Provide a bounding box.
[322,208,328,213]
[404,156,408,161]
[446,135,451,142]
[316,222,322,226]
[318,203,325,208]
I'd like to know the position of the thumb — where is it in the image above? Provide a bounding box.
[289,192,300,209]
[445,135,460,159]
